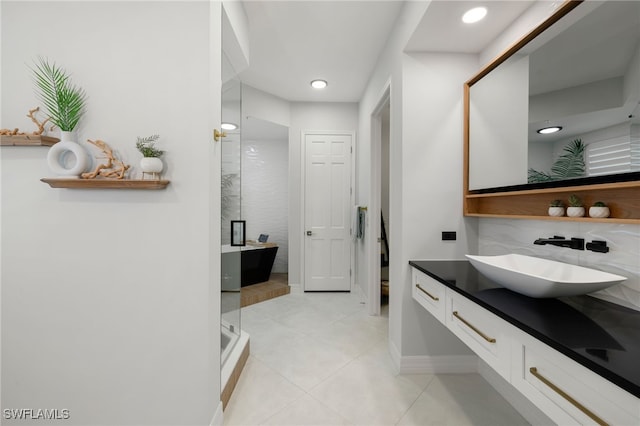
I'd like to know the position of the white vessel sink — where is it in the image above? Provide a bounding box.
[465,254,626,298]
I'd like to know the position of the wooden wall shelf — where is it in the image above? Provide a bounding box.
[1,135,60,146]
[464,181,640,224]
[41,178,170,190]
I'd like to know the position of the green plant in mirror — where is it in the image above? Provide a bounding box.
[528,139,585,183]
[549,199,564,207]
[592,201,607,207]
[31,57,87,132]
[221,173,238,221]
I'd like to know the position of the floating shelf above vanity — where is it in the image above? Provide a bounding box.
[41,178,170,190]
[1,135,60,146]
[464,181,640,224]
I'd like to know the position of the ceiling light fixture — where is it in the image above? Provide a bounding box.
[310,79,328,89]
[462,7,487,24]
[537,126,563,134]
[221,122,238,130]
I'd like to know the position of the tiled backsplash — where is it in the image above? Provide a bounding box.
[478,218,640,311]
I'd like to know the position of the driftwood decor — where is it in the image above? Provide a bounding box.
[0,107,51,136]
[0,107,60,146]
[81,139,130,180]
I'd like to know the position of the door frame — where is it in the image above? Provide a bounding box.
[368,81,391,315]
[300,130,356,292]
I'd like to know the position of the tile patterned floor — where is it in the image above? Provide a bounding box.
[223,291,528,426]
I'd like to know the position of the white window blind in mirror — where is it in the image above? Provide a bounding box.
[586,136,635,176]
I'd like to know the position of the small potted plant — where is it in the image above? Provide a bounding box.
[589,201,610,218]
[567,194,585,217]
[548,199,565,217]
[136,134,164,179]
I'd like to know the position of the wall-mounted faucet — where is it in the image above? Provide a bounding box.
[586,240,610,253]
[534,235,585,250]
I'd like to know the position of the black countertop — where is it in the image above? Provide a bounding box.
[409,260,640,399]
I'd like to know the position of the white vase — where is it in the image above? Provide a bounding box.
[589,206,610,218]
[46,131,89,177]
[566,206,585,217]
[548,206,565,217]
[140,157,163,179]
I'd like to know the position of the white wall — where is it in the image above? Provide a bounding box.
[400,51,479,356]
[242,85,291,129]
[288,103,359,286]
[356,0,478,363]
[469,54,529,190]
[1,2,221,425]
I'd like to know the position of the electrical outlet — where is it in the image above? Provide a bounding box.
[442,231,456,241]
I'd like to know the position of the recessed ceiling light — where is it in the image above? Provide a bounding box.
[537,126,563,134]
[310,79,328,89]
[462,7,487,24]
[221,122,238,130]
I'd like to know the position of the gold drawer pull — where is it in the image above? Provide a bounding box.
[529,367,608,426]
[452,311,496,343]
[415,284,439,301]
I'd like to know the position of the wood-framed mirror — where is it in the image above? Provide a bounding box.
[463,0,640,223]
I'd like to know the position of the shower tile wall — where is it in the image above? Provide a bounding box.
[242,138,289,273]
[478,218,640,311]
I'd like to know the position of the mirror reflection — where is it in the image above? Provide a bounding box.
[468,1,640,191]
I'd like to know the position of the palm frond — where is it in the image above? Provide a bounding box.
[528,138,585,183]
[528,168,555,183]
[30,57,86,131]
[549,138,585,179]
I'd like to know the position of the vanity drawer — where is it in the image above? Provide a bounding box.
[412,269,446,324]
[512,334,639,426]
[446,291,511,380]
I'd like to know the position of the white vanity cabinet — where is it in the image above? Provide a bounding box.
[410,265,640,426]
[511,332,639,426]
[412,269,446,324]
[446,290,513,381]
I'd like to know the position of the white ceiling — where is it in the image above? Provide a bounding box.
[236,1,537,103]
[238,1,404,103]
[405,0,534,53]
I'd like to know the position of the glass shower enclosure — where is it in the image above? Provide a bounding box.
[220,52,242,365]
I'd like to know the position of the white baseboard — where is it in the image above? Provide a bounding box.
[389,340,401,373]
[288,283,303,294]
[399,354,479,375]
[389,341,478,374]
[210,401,224,426]
[477,360,553,426]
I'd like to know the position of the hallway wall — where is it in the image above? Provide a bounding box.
[1,2,220,424]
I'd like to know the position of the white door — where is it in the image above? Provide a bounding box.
[303,132,353,291]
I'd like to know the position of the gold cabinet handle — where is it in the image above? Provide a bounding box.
[452,311,496,343]
[415,284,439,301]
[529,367,608,426]
[213,129,227,141]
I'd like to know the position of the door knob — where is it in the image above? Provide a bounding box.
[214,129,227,141]
[306,231,313,236]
